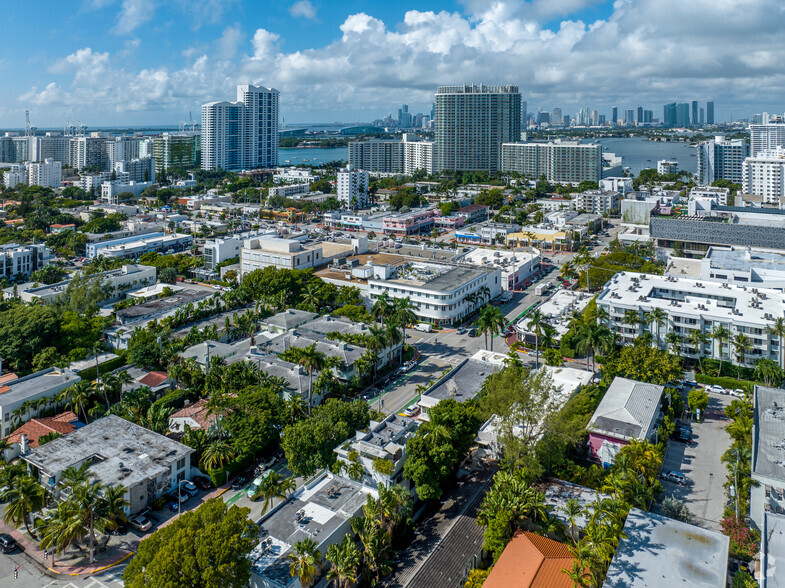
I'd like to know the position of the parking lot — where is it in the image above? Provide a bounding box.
[659,390,732,530]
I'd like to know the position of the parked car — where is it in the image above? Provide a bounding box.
[660,471,688,485]
[181,480,199,497]
[707,384,725,394]
[456,328,466,335]
[257,456,276,472]
[231,474,250,490]
[129,514,152,532]
[107,520,129,536]
[247,475,268,499]
[0,533,17,553]
[731,389,746,397]
[403,405,421,418]
[193,476,213,491]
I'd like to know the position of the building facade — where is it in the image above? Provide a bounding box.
[434,84,521,172]
[240,236,323,276]
[152,132,200,172]
[500,141,603,184]
[0,243,52,280]
[336,167,369,208]
[742,148,785,204]
[27,158,62,188]
[696,135,750,184]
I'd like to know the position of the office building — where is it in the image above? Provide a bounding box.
[336,167,369,208]
[500,141,602,184]
[696,135,749,184]
[692,101,699,127]
[651,212,785,254]
[537,111,551,125]
[551,107,562,125]
[624,109,635,125]
[657,160,679,175]
[750,121,785,157]
[18,264,156,304]
[348,139,403,173]
[23,415,193,515]
[100,180,154,202]
[597,271,785,366]
[153,132,200,172]
[456,247,540,291]
[612,106,618,126]
[201,84,279,171]
[707,100,715,125]
[86,232,193,259]
[521,100,528,128]
[240,236,323,277]
[663,102,677,127]
[742,147,785,203]
[676,102,690,127]
[434,84,520,172]
[700,107,705,125]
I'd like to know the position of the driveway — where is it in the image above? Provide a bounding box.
[659,391,732,530]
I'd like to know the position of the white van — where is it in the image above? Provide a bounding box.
[414,323,432,333]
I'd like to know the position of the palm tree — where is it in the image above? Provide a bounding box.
[648,307,666,349]
[575,322,614,375]
[392,297,417,361]
[296,344,328,415]
[767,317,785,371]
[688,329,709,374]
[733,332,752,371]
[2,475,45,538]
[384,322,403,366]
[59,381,95,424]
[301,283,321,309]
[68,481,129,563]
[754,358,782,387]
[326,535,361,588]
[526,309,547,368]
[253,472,296,514]
[285,394,307,424]
[366,326,388,381]
[288,537,323,588]
[60,462,91,491]
[371,291,393,326]
[711,324,730,376]
[665,331,683,355]
[476,305,506,352]
[622,309,642,341]
[200,440,236,471]
[559,260,574,281]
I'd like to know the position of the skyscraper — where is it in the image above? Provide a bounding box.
[637,106,643,125]
[551,107,562,125]
[434,84,521,172]
[676,103,690,127]
[696,135,749,184]
[521,100,528,129]
[612,107,618,126]
[700,107,705,125]
[663,103,677,127]
[749,120,785,157]
[692,101,698,127]
[201,84,279,171]
[707,101,715,125]
[397,105,411,128]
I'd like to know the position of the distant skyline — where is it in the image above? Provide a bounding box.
[2,1,785,127]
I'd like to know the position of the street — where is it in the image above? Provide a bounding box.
[0,552,126,588]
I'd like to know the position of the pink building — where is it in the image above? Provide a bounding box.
[382,209,436,235]
[587,377,663,467]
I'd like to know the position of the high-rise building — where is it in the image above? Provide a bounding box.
[403,134,434,175]
[696,135,749,184]
[563,115,571,127]
[749,121,785,157]
[676,103,690,127]
[521,101,528,129]
[643,110,654,124]
[201,84,279,171]
[397,105,411,128]
[537,111,551,125]
[551,108,562,125]
[106,137,140,168]
[637,106,643,125]
[692,101,699,127]
[742,147,785,204]
[663,103,677,127]
[348,139,404,173]
[336,166,369,208]
[153,132,201,173]
[500,141,602,184]
[69,136,109,171]
[114,157,155,184]
[434,84,520,172]
[707,101,715,125]
[598,114,606,126]
[700,107,705,125]
[612,107,618,126]
[625,110,635,125]
[27,159,61,189]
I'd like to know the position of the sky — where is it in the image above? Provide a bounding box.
[2,0,785,128]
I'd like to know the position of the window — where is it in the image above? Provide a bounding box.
[177,457,186,470]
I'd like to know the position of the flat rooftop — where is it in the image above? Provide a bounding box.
[536,479,606,531]
[251,474,372,587]
[0,368,80,407]
[23,415,193,489]
[753,385,785,483]
[114,289,211,321]
[340,413,418,460]
[300,315,369,337]
[706,246,785,273]
[422,357,500,405]
[604,508,729,587]
[519,289,592,337]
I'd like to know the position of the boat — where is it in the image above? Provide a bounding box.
[285,159,290,163]
[302,159,310,162]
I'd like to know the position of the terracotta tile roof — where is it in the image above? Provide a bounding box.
[138,371,169,387]
[0,373,18,385]
[483,532,577,588]
[5,412,79,449]
[169,398,215,430]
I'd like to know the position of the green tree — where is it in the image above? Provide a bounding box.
[288,537,323,588]
[687,388,710,416]
[574,322,613,374]
[326,535,361,588]
[1,475,45,537]
[754,358,783,387]
[251,471,296,514]
[767,316,785,371]
[200,440,236,471]
[712,325,730,375]
[123,499,257,588]
[525,309,547,368]
[733,333,752,370]
[29,264,67,285]
[603,340,683,384]
[159,267,178,284]
[475,304,506,352]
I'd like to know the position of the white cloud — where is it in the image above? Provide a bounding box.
[19,0,785,123]
[113,0,155,35]
[289,0,316,20]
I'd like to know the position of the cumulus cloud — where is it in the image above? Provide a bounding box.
[20,0,785,123]
[113,0,154,35]
[290,0,317,20]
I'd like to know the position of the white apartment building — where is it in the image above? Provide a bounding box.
[0,243,52,280]
[336,167,369,208]
[268,183,309,199]
[348,139,403,173]
[657,160,679,175]
[403,134,434,175]
[100,180,154,202]
[115,156,155,183]
[69,135,108,171]
[78,172,113,193]
[500,141,603,184]
[201,84,278,171]
[367,261,502,325]
[597,271,785,367]
[743,147,785,204]
[106,137,141,167]
[27,158,61,188]
[696,135,749,185]
[750,122,785,157]
[599,177,633,195]
[3,166,28,188]
[273,167,317,184]
[689,186,731,206]
[573,190,621,214]
[240,236,323,277]
[751,385,785,531]
[36,133,71,163]
[203,230,274,270]
[457,248,540,291]
[18,264,156,304]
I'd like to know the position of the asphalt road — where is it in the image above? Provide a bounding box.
[0,552,126,588]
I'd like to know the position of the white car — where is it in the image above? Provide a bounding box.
[403,405,421,418]
[708,384,725,394]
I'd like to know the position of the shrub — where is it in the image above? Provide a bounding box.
[720,515,760,560]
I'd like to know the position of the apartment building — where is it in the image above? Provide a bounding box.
[572,190,621,214]
[742,147,785,204]
[240,236,323,277]
[696,135,749,184]
[0,368,81,437]
[500,141,602,184]
[27,158,61,188]
[597,271,785,367]
[114,156,155,183]
[751,385,785,530]
[336,167,369,208]
[750,121,785,157]
[152,132,200,172]
[18,264,156,303]
[348,139,404,173]
[0,243,52,280]
[403,134,434,175]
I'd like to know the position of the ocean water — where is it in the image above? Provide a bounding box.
[279,138,697,176]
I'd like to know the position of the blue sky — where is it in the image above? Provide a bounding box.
[2,0,784,127]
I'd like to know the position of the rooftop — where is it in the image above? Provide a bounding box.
[262,308,319,330]
[519,289,592,337]
[604,508,729,587]
[588,377,664,442]
[23,415,193,489]
[263,331,366,368]
[483,531,576,588]
[114,289,212,322]
[753,385,785,482]
[763,511,785,588]
[421,356,500,407]
[5,412,79,449]
[0,368,80,408]
[300,315,369,338]
[338,413,418,461]
[251,474,372,587]
[536,479,606,531]
[705,245,785,274]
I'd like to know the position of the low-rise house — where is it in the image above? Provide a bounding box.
[168,399,217,433]
[604,508,729,587]
[262,331,368,381]
[3,412,79,461]
[483,531,578,588]
[259,309,319,335]
[0,367,81,438]
[23,415,193,515]
[586,377,664,466]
